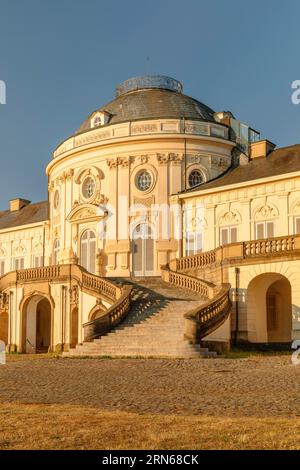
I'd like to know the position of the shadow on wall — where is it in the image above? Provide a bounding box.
[232,273,298,344]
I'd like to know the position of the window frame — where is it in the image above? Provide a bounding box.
[82,176,96,200]
[220,225,238,246]
[255,220,275,240]
[188,169,204,188]
[13,257,25,271]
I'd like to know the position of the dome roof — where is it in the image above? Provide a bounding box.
[76,75,216,134]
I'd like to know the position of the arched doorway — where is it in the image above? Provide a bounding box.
[80,230,96,273]
[132,223,154,277]
[247,273,292,344]
[70,307,78,348]
[22,296,52,353]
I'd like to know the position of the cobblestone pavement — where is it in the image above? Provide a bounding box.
[0,355,299,417]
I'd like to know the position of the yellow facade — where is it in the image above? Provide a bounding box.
[0,75,299,354]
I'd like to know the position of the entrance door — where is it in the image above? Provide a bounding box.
[132,224,154,277]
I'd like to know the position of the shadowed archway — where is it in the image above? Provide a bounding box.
[21,295,52,353]
[247,273,292,344]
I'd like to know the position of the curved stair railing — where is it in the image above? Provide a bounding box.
[161,265,230,344]
[83,285,132,341]
[184,285,231,343]
[0,264,133,343]
[162,234,300,345]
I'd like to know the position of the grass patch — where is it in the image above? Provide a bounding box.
[0,402,299,450]
[221,347,291,359]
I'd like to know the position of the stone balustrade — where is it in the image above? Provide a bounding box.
[172,234,300,275]
[83,285,133,341]
[16,266,61,282]
[161,267,215,299]
[0,265,131,340]
[163,234,300,346]
[243,235,298,257]
[53,118,230,159]
[184,285,231,343]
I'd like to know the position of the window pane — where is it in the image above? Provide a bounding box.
[230,227,238,243]
[195,232,203,252]
[295,218,300,234]
[221,228,228,245]
[89,240,96,273]
[256,223,264,239]
[81,242,88,271]
[267,222,274,238]
[186,233,195,255]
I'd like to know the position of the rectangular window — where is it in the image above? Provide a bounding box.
[256,221,274,239]
[185,232,202,256]
[33,255,43,268]
[220,226,238,245]
[14,258,25,270]
[0,260,5,276]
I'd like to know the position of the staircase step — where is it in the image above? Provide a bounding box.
[63,277,218,359]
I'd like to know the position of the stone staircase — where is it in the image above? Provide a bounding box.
[64,278,217,359]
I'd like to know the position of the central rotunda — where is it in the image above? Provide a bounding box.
[47,75,234,277]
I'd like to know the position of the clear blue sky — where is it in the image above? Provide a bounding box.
[0,0,300,209]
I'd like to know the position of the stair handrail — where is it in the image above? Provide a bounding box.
[83,284,133,341]
[184,284,231,343]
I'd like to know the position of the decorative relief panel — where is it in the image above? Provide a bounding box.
[69,285,79,306]
[219,211,241,226]
[0,293,9,311]
[185,122,209,135]
[254,204,278,220]
[157,153,184,165]
[292,200,300,215]
[131,123,159,134]
[133,195,155,208]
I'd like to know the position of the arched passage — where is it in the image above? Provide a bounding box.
[22,296,52,353]
[247,273,292,344]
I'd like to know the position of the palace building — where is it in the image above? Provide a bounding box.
[0,75,299,356]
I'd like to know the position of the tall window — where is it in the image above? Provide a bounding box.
[185,232,203,256]
[53,239,60,265]
[14,258,25,270]
[33,254,43,268]
[80,230,96,273]
[256,221,274,239]
[0,260,5,276]
[220,226,238,245]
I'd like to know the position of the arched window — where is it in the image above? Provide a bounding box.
[53,239,60,265]
[80,230,96,274]
[188,170,203,188]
